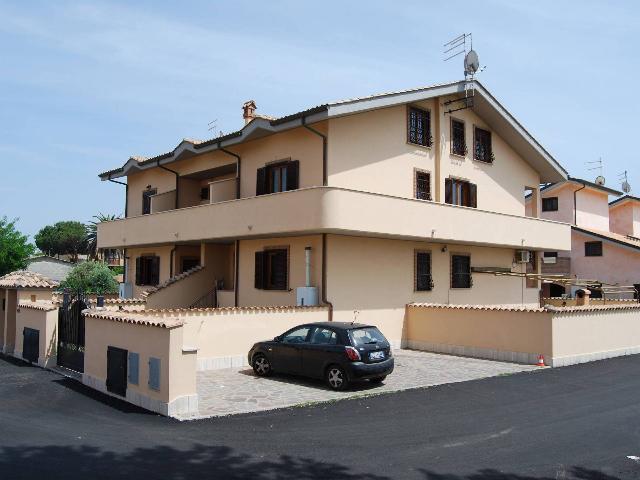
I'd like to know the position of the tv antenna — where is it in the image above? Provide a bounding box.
[443,33,485,115]
[208,119,225,138]
[586,158,605,185]
[619,170,632,194]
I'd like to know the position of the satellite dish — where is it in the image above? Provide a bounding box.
[622,180,631,193]
[595,175,606,186]
[464,50,480,75]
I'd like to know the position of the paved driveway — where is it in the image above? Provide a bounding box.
[192,350,538,419]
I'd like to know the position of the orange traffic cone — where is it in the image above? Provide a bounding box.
[536,355,545,367]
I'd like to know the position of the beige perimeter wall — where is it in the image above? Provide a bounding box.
[14,306,58,368]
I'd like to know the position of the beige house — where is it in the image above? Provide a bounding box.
[97,80,570,345]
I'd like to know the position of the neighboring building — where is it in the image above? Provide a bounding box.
[26,256,75,283]
[97,80,570,342]
[528,178,640,298]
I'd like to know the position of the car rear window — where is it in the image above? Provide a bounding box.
[349,327,387,347]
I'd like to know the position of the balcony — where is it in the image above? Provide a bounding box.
[98,187,571,251]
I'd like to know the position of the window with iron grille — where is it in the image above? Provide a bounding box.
[445,178,477,208]
[584,241,603,257]
[415,251,433,291]
[415,171,431,201]
[542,197,558,212]
[407,107,432,147]
[474,127,493,163]
[526,251,537,289]
[255,248,288,290]
[451,119,466,156]
[451,254,472,288]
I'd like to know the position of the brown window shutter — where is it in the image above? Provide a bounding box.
[135,257,142,285]
[286,160,300,191]
[256,167,267,196]
[470,183,477,208]
[271,250,288,290]
[445,178,453,204]
[254,251,265,289]
[151,256,160,285]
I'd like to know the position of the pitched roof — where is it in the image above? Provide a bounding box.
[540,177,623,197]
[99,80,567,183]
[84,309,184,328]
[572,225,640,252]
[0,270,59,289]
[609,195,640,208]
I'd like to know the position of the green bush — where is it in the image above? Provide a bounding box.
[60,261,119,295]
[109,265,124,276]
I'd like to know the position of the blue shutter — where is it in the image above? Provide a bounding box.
[148,357,161,391]
[128,352,139,385]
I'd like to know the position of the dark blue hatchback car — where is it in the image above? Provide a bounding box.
[247,322,394,390]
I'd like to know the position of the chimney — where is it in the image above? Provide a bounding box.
[242,100,257,125]
[575,288,591,306]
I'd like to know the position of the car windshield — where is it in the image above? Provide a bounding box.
[349,327,387,346]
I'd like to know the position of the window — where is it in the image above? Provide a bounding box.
[445,178,477,208]
[180,257,200,273]
[135,255,160,286]
[451,254,472,288]
[407,107,432,147]
[415,171,431,200]
[474,127,493,163]
[451,119,466,156]
[142,188,157,215]
[254,248,288,290]
[200,187,210,201]
[543,252,558,258]
[634,284,640,300]
[415,251,433,291]
[349,327,386,347]
[585,241,603,257]
[542,197,558,212]
[310,327,338,345]
[256,160,299,196]
[283,327,311,344]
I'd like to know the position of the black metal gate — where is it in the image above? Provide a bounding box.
[57,290,88,373]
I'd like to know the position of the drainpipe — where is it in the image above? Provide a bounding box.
[234,240,240,307]
[573,183,586,225]
[158,162,180,209]
[302,117,328,186]
[217,141,241,199]
[322,234,333,321]
[107,176,128,217]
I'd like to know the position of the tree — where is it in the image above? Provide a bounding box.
[86,213,120,260]
[34,221,89,262]
[59,261,119,295]
[0,217,35,276]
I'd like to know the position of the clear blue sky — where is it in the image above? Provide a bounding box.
[1,0,638,238]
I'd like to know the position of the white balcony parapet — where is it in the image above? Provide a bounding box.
[98,187,571,251]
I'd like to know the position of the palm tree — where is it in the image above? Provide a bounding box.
[86,213,120,261]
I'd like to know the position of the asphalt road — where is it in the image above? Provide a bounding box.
[2,354,640,479]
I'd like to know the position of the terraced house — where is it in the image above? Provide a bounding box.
[97,80,571,346]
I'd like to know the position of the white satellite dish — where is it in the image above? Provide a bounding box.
[622,180,631,193]
[595,175,606,186]
[464,50,480,75]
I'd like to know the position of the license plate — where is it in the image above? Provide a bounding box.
[369,351,385,361]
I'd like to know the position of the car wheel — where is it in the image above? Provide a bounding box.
[252,354,272,377]
[370,376,386,384]
[326,365,349,391]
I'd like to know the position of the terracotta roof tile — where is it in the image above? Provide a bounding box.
[141,266,204,298]
[0,270,59,289]
[84,309,183,328]
[408,302,640,313]
[18,300,58,312]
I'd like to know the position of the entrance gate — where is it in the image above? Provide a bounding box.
[57,290,88,373]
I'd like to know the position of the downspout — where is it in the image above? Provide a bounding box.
[107,176,128,218]
[234,240,240,307]
[158,162,180,209]
[169,247,176,278]
[574,183,586,225]
[217,141,241,199]
[302,117,328,186]
[322,233,333,321]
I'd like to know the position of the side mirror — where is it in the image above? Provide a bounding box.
[273,336,281,342]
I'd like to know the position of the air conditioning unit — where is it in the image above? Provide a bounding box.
[515,250,531,264]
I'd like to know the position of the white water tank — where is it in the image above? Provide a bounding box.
[297,287,318,306]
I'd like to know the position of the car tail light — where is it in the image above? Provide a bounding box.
[345,346,361,362]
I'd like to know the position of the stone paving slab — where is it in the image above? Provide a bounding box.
[184,349,540,420]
